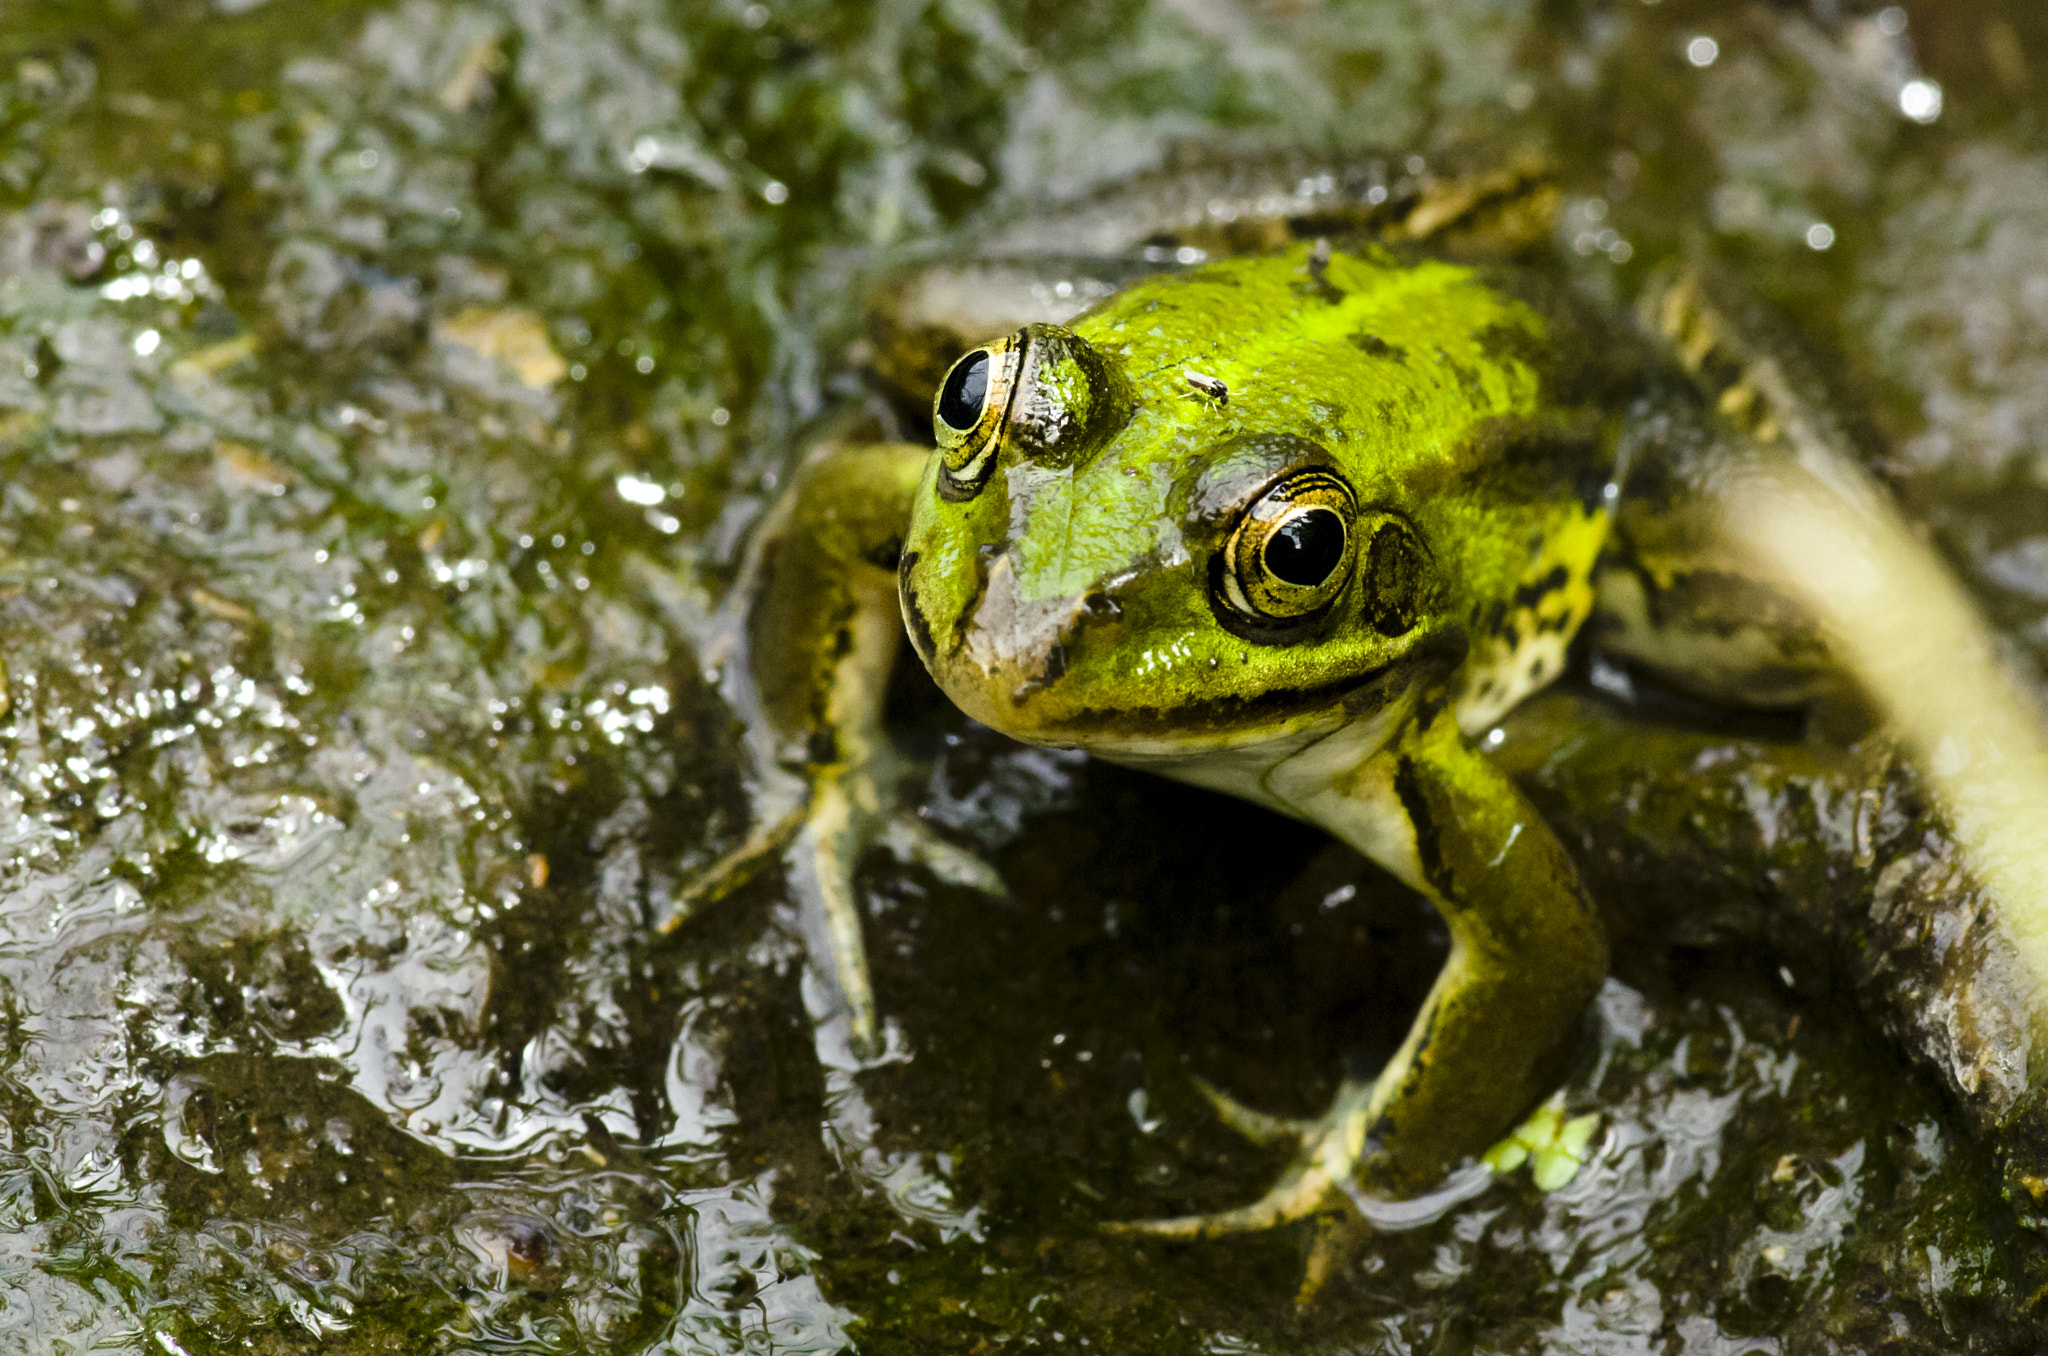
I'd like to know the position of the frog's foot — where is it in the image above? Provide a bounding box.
[791,783,1011,1059]
[663,775,1006,1057]
[1105,1076,1378,1240]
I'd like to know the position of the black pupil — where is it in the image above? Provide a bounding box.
[1264,508,1346,587]
[937,351,990,431]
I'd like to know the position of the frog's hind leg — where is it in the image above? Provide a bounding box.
[1592,267,1860,714]
[1593,476,1843,713]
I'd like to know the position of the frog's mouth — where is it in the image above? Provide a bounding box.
[909,543,1443,755]
[1013,660,1405,754]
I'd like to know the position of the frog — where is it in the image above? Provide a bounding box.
[699,152,1847,1269]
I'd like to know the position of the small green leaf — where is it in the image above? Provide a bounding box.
[1531,1146,1579,1191]
[1484,1140,1529,1173]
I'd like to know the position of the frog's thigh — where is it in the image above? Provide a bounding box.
[1592,530,1839,711]
[1285,715,1608,1189]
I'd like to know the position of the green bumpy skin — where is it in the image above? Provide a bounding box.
[742,241,1632,1259]
[890,243,1614,1233]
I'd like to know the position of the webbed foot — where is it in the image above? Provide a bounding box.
[663,779,1006,1058]
[659,805,805,928]
[1108,1072,1512,1303]
[1105,1077,1378,1240]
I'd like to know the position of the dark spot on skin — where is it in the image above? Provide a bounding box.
[1040,641,1068,684]
[902,601,937,666]
[1513,565,1570,611]
[1393,755,1449,898]
[1577,465,1615,515]
[897,553,938,666]
[829,626,854,661]
[1472,317,1551,385]
[1349,332,1404,360]
[1500,622,1521,651]
[1403,1004,1441,1074]
[807,730,839,766]
[1412,687,1451,732]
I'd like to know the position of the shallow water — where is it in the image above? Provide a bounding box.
[2,0,2047,1351]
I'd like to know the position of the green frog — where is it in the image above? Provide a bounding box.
[709,155,1841,1259]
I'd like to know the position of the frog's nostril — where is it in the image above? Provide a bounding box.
[1080,591,1123,622]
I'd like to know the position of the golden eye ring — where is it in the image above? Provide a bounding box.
[1218,470,1358,623]
[932,336,1021,501]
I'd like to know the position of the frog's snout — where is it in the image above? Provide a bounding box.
[951,553,1120,704]
[930,324,1133,499]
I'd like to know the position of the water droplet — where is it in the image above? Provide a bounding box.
[1899,79,1943,125]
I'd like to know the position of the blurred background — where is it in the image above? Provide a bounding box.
[1,1,2047,1351]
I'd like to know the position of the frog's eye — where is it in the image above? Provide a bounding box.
[932,337,1022,501]
[937,350,989,432]
[1218,470,1358,623]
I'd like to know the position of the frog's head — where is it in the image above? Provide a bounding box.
[898,245,1547,756]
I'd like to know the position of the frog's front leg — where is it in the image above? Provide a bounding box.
[1119,707,1606,1237]
[712,440,1001,1056]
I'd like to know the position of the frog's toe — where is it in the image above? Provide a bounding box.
[1106,1077,1376,1240]
[1188,1075,1317,1147]
[661,805,805,931]
[880,813,1008,898]
[1104,1163,1343,1239]
[1298,1211,1371,1306]
[786,778,883,1056]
